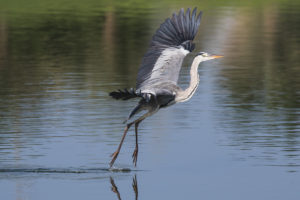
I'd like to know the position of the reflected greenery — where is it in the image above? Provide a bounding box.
[0,2,300,200]
[219,4,300,109]
[211,3,300,167]
[0,0,299,172]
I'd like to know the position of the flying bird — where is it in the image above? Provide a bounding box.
[109,8,223,167]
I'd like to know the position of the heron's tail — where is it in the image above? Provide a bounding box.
[109,88,153,102]
[109,88,139,100]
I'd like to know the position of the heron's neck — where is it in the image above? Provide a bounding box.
[176,57,201,102]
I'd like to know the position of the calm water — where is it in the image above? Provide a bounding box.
[0,1,300,199]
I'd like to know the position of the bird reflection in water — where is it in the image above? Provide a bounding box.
[110,175,138,200]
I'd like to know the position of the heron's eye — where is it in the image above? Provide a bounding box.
[203,53,208,57]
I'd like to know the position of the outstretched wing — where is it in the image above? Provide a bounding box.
[136,8,202,91]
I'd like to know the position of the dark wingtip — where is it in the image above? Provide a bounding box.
[197,11,203,24]
[150,7,202,49]
[136,8,203,89]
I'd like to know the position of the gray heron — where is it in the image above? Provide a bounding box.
[109,8,223,167]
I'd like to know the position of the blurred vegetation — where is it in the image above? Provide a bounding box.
[0,0,299,166]
[0,0,299,103]
[0,0,298,14]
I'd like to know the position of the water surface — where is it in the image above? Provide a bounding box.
[0,1,299,199]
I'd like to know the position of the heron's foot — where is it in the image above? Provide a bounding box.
[132,148,138,167]
[110,151,119,167]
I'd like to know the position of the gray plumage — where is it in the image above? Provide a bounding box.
[109,8,223,167]
[136,8,202,90]
[110,8,202,110]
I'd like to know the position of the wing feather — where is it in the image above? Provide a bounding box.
[136,8,203,92]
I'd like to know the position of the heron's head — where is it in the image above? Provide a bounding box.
[196,52,223,62]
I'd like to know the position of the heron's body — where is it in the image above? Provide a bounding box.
[109,8,222,167]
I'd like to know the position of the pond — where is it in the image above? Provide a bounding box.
[0,0,299,199]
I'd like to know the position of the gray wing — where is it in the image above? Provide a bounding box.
[136,8,202,91]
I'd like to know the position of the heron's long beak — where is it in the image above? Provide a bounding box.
[211,55,224,59]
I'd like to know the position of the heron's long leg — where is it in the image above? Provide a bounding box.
[132,121,142,166]
[110,108,158,168]
[131,109,157,166]
[110,123,133,168]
